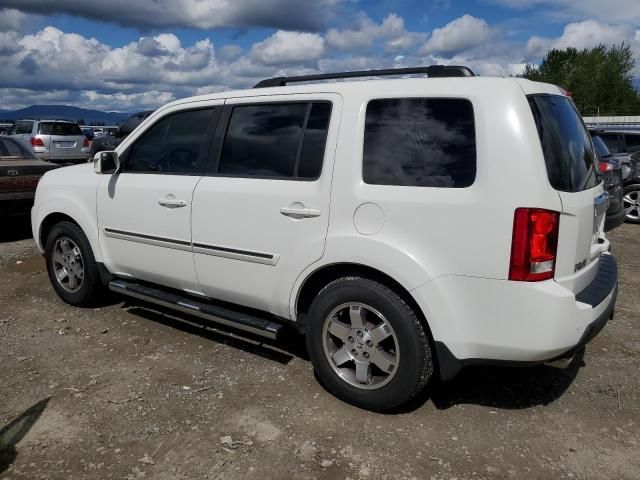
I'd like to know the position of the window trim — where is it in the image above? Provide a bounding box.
[361,96,478,189]
[119,106,221,176]
[204,100,333,182]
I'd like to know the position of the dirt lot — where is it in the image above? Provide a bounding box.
[0,215,638,480]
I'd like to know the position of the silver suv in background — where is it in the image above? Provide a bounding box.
[11,119,90,164]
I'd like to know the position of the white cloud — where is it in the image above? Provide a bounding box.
[325,13,423,52]
[250,31,325,65]
[420,15,493,55]
[526,20,638,57]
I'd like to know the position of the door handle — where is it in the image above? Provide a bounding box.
[158,197,188,208]
[280,205,321,219]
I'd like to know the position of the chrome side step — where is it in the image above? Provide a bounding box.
[109,280,283,340]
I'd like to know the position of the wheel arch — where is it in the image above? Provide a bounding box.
[295,262,433,334]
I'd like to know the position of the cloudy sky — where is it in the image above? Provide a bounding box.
[0,0,639,111]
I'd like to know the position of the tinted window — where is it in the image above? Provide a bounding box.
[219,102,331,179]
[298,103,331,178]
[591,136,611,159]
[124,109,216,174]
[363,98,476,187]
[12,121,33,135]
[38,122,83,136]
[528,95,598,192]
[120,111,152,138]
[599,133,621,153]
[624,133,640,153]
[0,138,35,159]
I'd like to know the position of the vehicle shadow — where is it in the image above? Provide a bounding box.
[0,214,32,243]
[125,304,308,366]
[419,349,585,412]
[0,397,50,473]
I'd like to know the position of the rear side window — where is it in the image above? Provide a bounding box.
[599,133,621,153]
[528,95,598,192]
[591,136,610,159]
[12,121,33,135]
[38,122,83,136]
[219,102,331,179]
[624,133,640,153]
[124,108,217,174]
[363,98,476,187]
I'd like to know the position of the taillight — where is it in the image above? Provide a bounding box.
[598,161,614,173]
[509,208,560,282]
[30,137,45,147]
[83,138,89,147]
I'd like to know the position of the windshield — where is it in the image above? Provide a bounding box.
[38,122,83,136]
[528,95,598,192]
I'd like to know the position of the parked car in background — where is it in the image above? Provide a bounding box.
[82,128,95,141]
[591,135,625,231]
[0,136,59,215]
[33,67,618,411]
[11,119,90,164]
[89,111,153,157]
[622,150,640,224]
[590,128,640,155]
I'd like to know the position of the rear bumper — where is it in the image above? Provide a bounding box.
[412,254,618,380]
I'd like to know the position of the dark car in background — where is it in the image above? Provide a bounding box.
[89,110,153,157]
[0,136,59,215]
[591,128,640,155]
[591,134,625,231]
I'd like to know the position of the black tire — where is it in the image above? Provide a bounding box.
[305,276,433,412]
[44,221,105,306]
[623,184,640,224]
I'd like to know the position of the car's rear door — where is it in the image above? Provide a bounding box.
[97,104,221,294]
[528,95,608,294]
[191,95,340,316]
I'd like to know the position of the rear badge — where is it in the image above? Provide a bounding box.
[7,169,18,176]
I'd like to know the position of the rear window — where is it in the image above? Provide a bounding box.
[528,95,598,192]
[38,122,83,136]
[363,98,476,188]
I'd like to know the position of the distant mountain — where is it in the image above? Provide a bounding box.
[0,105,131,125]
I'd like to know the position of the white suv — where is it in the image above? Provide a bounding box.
[31,66,618,411]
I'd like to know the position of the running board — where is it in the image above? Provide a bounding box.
[109,280,283,340]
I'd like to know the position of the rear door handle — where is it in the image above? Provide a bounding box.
[280,205,321,219]
[158,197,188,208]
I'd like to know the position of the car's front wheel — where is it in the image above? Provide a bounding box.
[44,221,105,306]
[623,184,640,224]
[306,277,434,411]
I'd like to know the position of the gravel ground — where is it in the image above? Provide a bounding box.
[0,215,638,480]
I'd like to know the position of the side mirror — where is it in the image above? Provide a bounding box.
[94,151,119,174]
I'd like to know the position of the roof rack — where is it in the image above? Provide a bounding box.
[253,65,475,88]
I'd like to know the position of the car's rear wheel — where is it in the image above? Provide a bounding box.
[45,221,105,306]
[623,184,640,224]
[306,277,433,411]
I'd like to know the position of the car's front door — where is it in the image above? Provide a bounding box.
[97,104,221,294]
[191,95,341,316]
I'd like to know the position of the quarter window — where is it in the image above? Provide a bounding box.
[12,121,33,135]
[363,98,476,187]
[219,102,331,179]
[124,109,217,174]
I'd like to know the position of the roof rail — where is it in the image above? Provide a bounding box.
[253,65,475,88]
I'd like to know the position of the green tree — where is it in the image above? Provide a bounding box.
[521,44,640,115]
